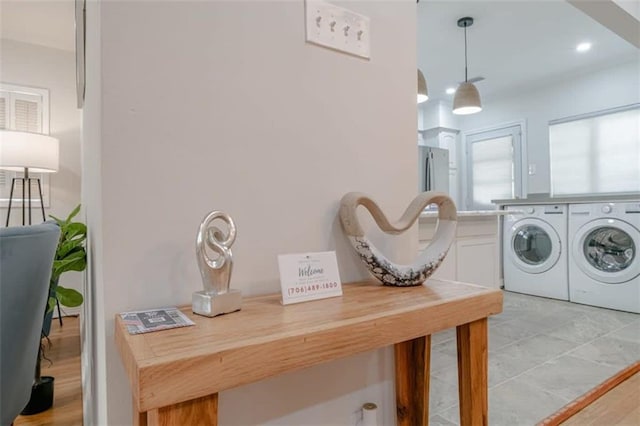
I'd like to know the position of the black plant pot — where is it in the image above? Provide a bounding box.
[21,376,55,415]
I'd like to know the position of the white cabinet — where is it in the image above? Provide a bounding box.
[456,237,498,288]
[440,131,457,169]
[448,168,459,213]
[418,127,459,168]
[418,239,456,280]
[434,243,457,281]
[419,214,500,288]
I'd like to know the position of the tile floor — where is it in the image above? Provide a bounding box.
[428,291,640,426]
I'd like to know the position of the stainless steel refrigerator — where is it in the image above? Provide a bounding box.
[418,146,449,194]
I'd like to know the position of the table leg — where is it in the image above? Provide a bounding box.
[133,396,147,426]
[134,410,147,426]
[394,335,431,426]
[146,394,218,426]
[457,318,488,426]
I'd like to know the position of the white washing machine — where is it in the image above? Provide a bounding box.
[569,202,640,313]
[503,204,568,300]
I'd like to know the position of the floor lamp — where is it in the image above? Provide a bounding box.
[0,129,63,322]
[0,130,59,226]
[0,129,63,324]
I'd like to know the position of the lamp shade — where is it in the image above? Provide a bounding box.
[0,130,59,173]
[452,82,482,115]
[417,69,428,103]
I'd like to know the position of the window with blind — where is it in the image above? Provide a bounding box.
[549,105,640,196]
[465,124,524,210]
[0,83,51,206]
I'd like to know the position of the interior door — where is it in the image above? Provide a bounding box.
[465,125,523,210]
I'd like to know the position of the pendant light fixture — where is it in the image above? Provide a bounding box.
[417,69,428,103]
[453,17,482,115]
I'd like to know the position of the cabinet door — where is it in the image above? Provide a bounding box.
[439,131,458,169]
[432,242,456,281]
[418,241,457,281]
[449,168,458,208]
[456,237,499,288]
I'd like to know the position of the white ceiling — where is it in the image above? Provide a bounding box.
[0,0,637,97]
[418,0,640,103]
[1,0,75,52]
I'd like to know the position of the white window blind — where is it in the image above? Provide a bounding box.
[466,124,523,210]
[471,136,514,207]
[0,92,9,190]
[0,97,6,129]
[15,99,40,132]
[550,106,640,196]
[0,84,50,206]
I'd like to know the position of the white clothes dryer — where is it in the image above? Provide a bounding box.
[569,202,640,313]
[503,204,568,300]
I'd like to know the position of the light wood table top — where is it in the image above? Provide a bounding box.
[116,279,502,414]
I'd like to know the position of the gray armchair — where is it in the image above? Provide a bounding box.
[0,222,59,426]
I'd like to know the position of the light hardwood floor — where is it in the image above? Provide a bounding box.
[15,316,83,426]
[563,373,640,426]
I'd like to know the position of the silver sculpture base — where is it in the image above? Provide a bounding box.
[192,289,242,317]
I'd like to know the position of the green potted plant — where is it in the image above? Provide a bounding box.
[21,205,86,415]
[43,205,86,336]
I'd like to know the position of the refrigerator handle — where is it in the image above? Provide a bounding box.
[425,151,434,192]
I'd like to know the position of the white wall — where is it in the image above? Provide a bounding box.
[81,0,105,422]
[458,58,640,199]
[0,39,83,307]
[84,1,417,424]
[419,100,460,131]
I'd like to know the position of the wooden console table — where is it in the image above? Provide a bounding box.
[115,279,502,425]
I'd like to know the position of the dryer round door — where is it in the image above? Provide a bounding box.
[509,218,561,274]
[573,219,639,284]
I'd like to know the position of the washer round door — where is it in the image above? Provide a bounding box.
[509,218,561,274]
[573,218,640,284]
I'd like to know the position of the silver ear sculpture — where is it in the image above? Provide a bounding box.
[192,211,242,317]
[339,192,457,286]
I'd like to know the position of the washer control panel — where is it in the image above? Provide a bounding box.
[625,203,640,214]
[544,205,564,215]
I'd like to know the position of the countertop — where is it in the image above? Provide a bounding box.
[420,209,511,219]
[492,193,640,206]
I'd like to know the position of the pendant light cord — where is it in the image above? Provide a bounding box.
[464,24,468,82]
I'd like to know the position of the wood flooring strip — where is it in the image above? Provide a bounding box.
[14,316,83,426]
[561,373,640,425]
[537,360,640,426]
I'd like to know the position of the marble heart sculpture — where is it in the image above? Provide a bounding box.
[339,192,457,286]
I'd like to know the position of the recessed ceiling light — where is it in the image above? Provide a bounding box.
[576,42,592,52]
[446,87,456,95]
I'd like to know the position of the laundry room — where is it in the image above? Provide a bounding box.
[417,1,639,424]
